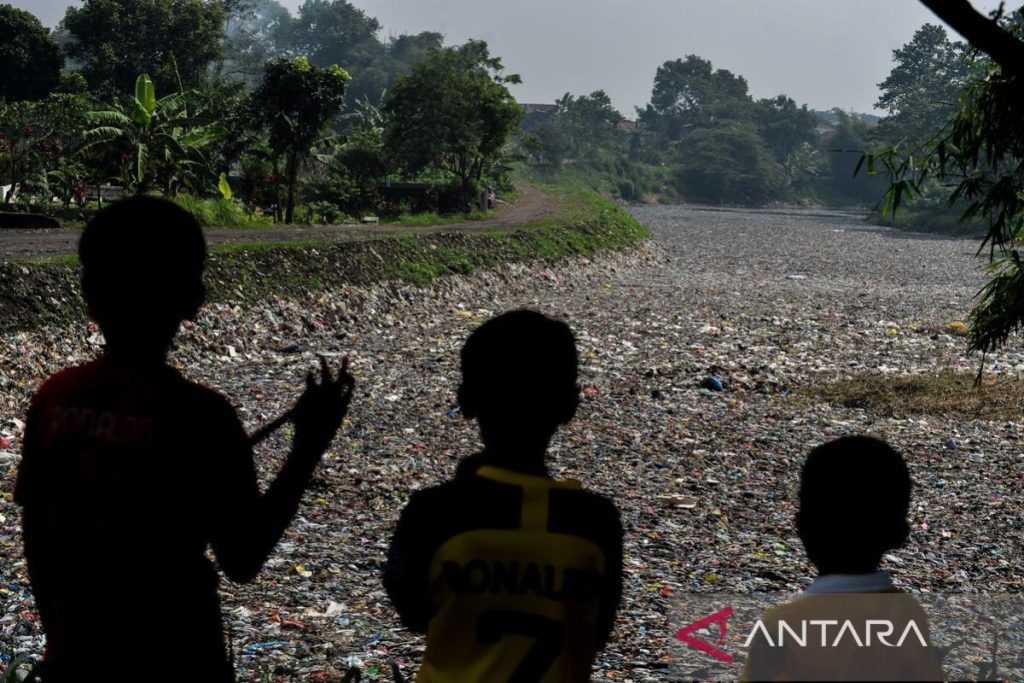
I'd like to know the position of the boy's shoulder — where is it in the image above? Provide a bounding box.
[32,360,100,405]
[745,589,940,681]
[412,459,619,512]
[400,460,621,550]
[31,357,239,421]
[757,587,931,631]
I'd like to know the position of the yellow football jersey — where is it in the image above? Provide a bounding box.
[385,460,622,683]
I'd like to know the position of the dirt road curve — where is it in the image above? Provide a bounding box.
[0,187,561,259]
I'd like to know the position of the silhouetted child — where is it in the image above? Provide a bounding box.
[384,310,623,682]
[741,436,942,682]
[15,197,353,682]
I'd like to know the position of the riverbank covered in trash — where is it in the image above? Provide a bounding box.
[2,205,1022,681]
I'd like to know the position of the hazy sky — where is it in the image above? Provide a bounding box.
[11,0,997,116]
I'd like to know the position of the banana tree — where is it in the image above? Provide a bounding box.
[82,74,224,195]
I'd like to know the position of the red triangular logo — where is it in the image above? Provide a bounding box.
[675,605,734,664]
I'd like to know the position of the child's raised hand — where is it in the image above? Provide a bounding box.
[292,356,355,456]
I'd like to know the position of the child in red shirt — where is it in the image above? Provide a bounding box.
[16,196,353,681]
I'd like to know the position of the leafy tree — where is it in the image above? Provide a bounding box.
[536,90,622,164]
[827,110,888,204]
[288,0,387,106]
[870,3,1024,355]
[250,56,349,222]
[674,123,787,205]
[381,40,522,204]
[289,0,382,67]
[387,32,444,73]
[874,24,976,146]
[0,93,91,205]
[219,0,257,17]
[62,0,226,97]
[754,95,818,164]
[82,74,225,194]
[639,55,752,143]
[316,96,388,212]
[0,5,64,103]
[221,0,294,84]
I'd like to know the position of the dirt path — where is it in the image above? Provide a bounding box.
[0,186,561,259]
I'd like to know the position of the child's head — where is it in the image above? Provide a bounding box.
[796,435,911,575]
[458,309,579,449]
[79,196,206,359]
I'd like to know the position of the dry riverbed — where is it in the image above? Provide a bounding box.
[1,205,1020,681]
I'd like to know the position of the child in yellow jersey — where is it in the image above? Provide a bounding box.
[384,310,623,682]
[741,436,942,682]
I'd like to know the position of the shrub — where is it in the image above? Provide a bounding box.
[172,196,271,227]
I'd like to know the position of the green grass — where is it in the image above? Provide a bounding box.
[210,239,331,254]
[385,186,649,286]
[799,370,1024,420]
[172,196,273,228]
[12,254,79,266]
[3,183,650,332]
[385,208,495,227]
[874,199,986,236]
[519,159,676,203]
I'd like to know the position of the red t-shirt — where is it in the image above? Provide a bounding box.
[16,356,255,679]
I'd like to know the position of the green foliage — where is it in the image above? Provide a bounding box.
[384,187,648,285]
[61,0,226,97]
[382,40,523,205]
[674,123,788,205]
[220,0,295,85]
[0,93,92,205]
[0,5,64,103]
[626,55,821,205]
[391,209,492,227]
[754,95,818,164]
[881,198,985,235]
[218,172,233,200]
[827,110,889,205]
[82,74,226,194]
[867,13,1024,355]
[250,56,349,222]
[289,0,385,103]
[532,91,622,165]
[874,24,976,147]
[173,194,271,227]
[313,96,388,213]
[220,0,442,109]
[639,55,753,142]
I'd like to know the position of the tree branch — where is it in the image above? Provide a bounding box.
[919,0,1024,75]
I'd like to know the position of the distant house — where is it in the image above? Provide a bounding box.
[813,110,879,144]
[617,119,640,134]
[519,102,556,131]
[815,121,838,144]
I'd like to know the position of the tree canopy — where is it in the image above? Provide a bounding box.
[639,55,752,141]
[250,56,349,222]
[382,40,522,198]
[871,4,1024,354]
[62,0,226,97]
[0,5,64,103]
[873,23,975,146]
